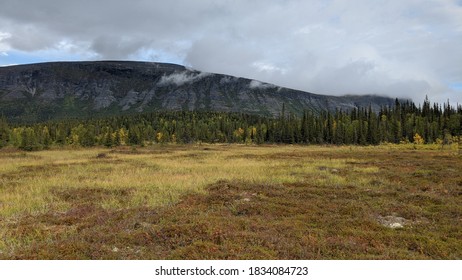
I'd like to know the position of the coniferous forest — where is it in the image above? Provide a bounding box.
[1,97,461,151]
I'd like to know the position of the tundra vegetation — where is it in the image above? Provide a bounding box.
[0,144,460,259]
[0,98,460,259]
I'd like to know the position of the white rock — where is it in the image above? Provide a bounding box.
[388,222,404,229]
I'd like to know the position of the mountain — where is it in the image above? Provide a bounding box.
[0,61,396,122]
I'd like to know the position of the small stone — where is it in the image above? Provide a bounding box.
[389,222,404,229]
[377,215,408,229]
[112,247,119,252]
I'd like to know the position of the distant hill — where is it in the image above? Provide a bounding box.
[0,61,396,122]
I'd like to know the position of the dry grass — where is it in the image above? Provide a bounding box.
[0,144,461,259]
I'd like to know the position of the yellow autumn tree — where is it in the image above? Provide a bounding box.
[233,127,244,142]
[413,133,424,145]
[156,132,164,143]
[118,128,128,145]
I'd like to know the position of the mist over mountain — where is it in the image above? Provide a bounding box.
[0,61,397,122]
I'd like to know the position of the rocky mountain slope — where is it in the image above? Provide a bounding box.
[0,61,396,122]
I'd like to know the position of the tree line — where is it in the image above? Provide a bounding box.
[0,97,461,151]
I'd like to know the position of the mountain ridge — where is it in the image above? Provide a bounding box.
[0,61,397,122]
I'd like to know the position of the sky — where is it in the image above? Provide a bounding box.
[0,0,461,104]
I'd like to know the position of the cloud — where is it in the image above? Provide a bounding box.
[252,61,288,75]
[90,35,148,60]
[0,0,461,103]
[0,31,11,54]
[158,71,211,87]
[249,80,277,89]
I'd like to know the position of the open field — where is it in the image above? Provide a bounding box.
[0,144,461,259]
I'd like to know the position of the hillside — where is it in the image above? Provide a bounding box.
[0,61,396,122]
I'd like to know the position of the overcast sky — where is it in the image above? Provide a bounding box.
[1,0,461,104]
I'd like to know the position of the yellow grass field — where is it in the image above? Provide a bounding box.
[0,144,461,259]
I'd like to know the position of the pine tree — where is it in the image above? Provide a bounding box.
[41,126,51,148]
[0,117,9,148]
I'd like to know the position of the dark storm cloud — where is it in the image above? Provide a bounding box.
[0,0,461,103]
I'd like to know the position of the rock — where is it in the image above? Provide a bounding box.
[0,61,398,122]
[388,222,404,229]
[377,215,408,229]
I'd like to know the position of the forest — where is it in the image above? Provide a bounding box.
[0,97,461,151]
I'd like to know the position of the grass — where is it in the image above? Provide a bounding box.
[0,144,461,259]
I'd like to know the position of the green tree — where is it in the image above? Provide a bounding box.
[41,126,52,148]
[19,127,41,151]
[0,117,9,148]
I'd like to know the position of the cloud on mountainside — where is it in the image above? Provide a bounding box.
[0,0,461,103]
[158,71,212,87]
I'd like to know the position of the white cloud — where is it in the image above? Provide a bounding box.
[252,61,287,75]
[249,80,277,89]
[0,31,11,41]
[0,31,11,53]
[158,71,211,86]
